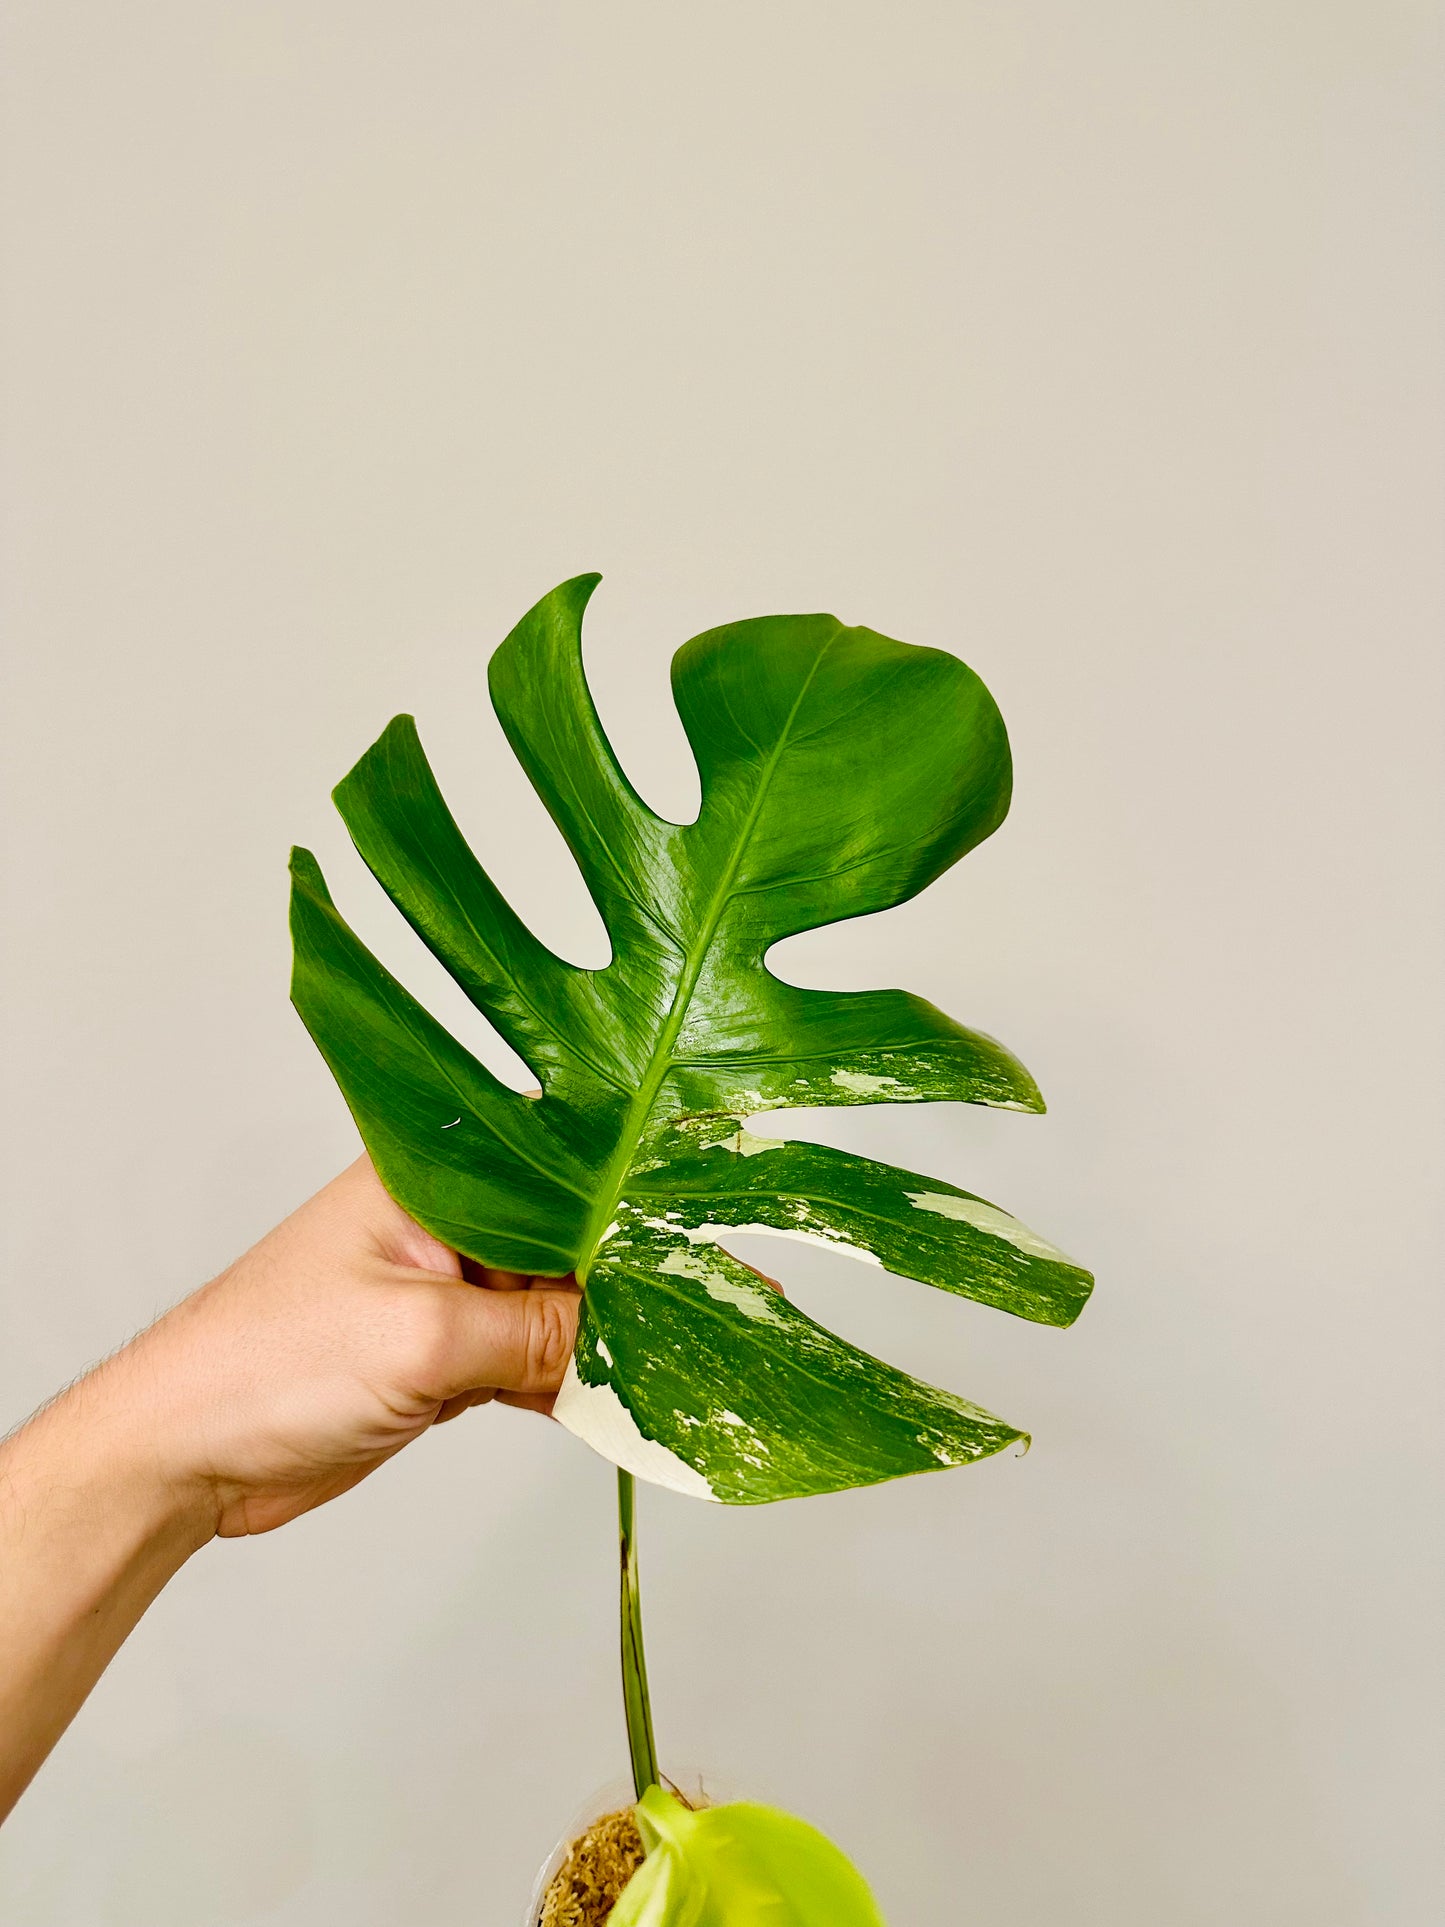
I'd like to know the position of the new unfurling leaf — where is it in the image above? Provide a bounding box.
[610,1788,885,1927]
[289,575,1091,1503]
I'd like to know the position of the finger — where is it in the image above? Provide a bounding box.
[425,1280,580,1401]
[346,1157,464,1277]
[473,1264,533,1292]
[433,1389,496,1425]
[496,1389,561,1417]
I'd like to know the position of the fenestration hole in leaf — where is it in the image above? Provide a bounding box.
[583,603,703,829]
[312,836,544,1092]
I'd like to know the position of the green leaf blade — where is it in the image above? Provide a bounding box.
[288,577,1089,1505]
[627,1122,1093,1327]
[486,573,686,961]
[664,984,1046,1116]
[333,714,619,1098]
[288,846,590,1273]
[675,614,1012,942]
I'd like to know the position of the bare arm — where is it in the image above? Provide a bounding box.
[0,1157,579,1821]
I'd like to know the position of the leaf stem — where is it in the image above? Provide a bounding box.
[618,1469,660,1798]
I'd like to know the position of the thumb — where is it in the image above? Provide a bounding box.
[424,1279,580,1401]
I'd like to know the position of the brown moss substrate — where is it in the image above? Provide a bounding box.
[538,1807,646,1926]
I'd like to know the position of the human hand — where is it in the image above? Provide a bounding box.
[0,1156,579,1818]
[110,1155,581,1539]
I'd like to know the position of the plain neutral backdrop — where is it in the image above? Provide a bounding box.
[2,5,1442,1923]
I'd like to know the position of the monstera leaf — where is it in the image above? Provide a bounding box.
[289,574,1091,1503]
[610,1788,885,1927]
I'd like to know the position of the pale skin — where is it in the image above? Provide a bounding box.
[0,1156,581,1825]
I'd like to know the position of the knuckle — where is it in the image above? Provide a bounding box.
[388,1286,456,1390]
[524,1291,575,1390]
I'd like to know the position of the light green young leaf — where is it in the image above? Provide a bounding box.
[289,575,1092,1503]
[609,1788,886,1927]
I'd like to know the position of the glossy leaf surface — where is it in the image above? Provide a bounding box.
[610,1788,887,1927]
[289,575,1092,1503]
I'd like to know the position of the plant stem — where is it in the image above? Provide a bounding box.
[618,1469,660,1798]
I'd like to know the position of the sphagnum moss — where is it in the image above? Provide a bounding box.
[538,1808,646,1927]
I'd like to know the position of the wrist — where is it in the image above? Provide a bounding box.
[0,1351,218,1566]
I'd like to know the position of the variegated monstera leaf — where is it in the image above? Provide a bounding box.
[289,575,1091,1504]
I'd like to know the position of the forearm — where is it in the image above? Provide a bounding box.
[0,1361,214,1821]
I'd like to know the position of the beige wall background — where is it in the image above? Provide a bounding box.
[2,4,1442,1922]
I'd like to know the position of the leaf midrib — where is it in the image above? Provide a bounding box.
[572,639,838,1280]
